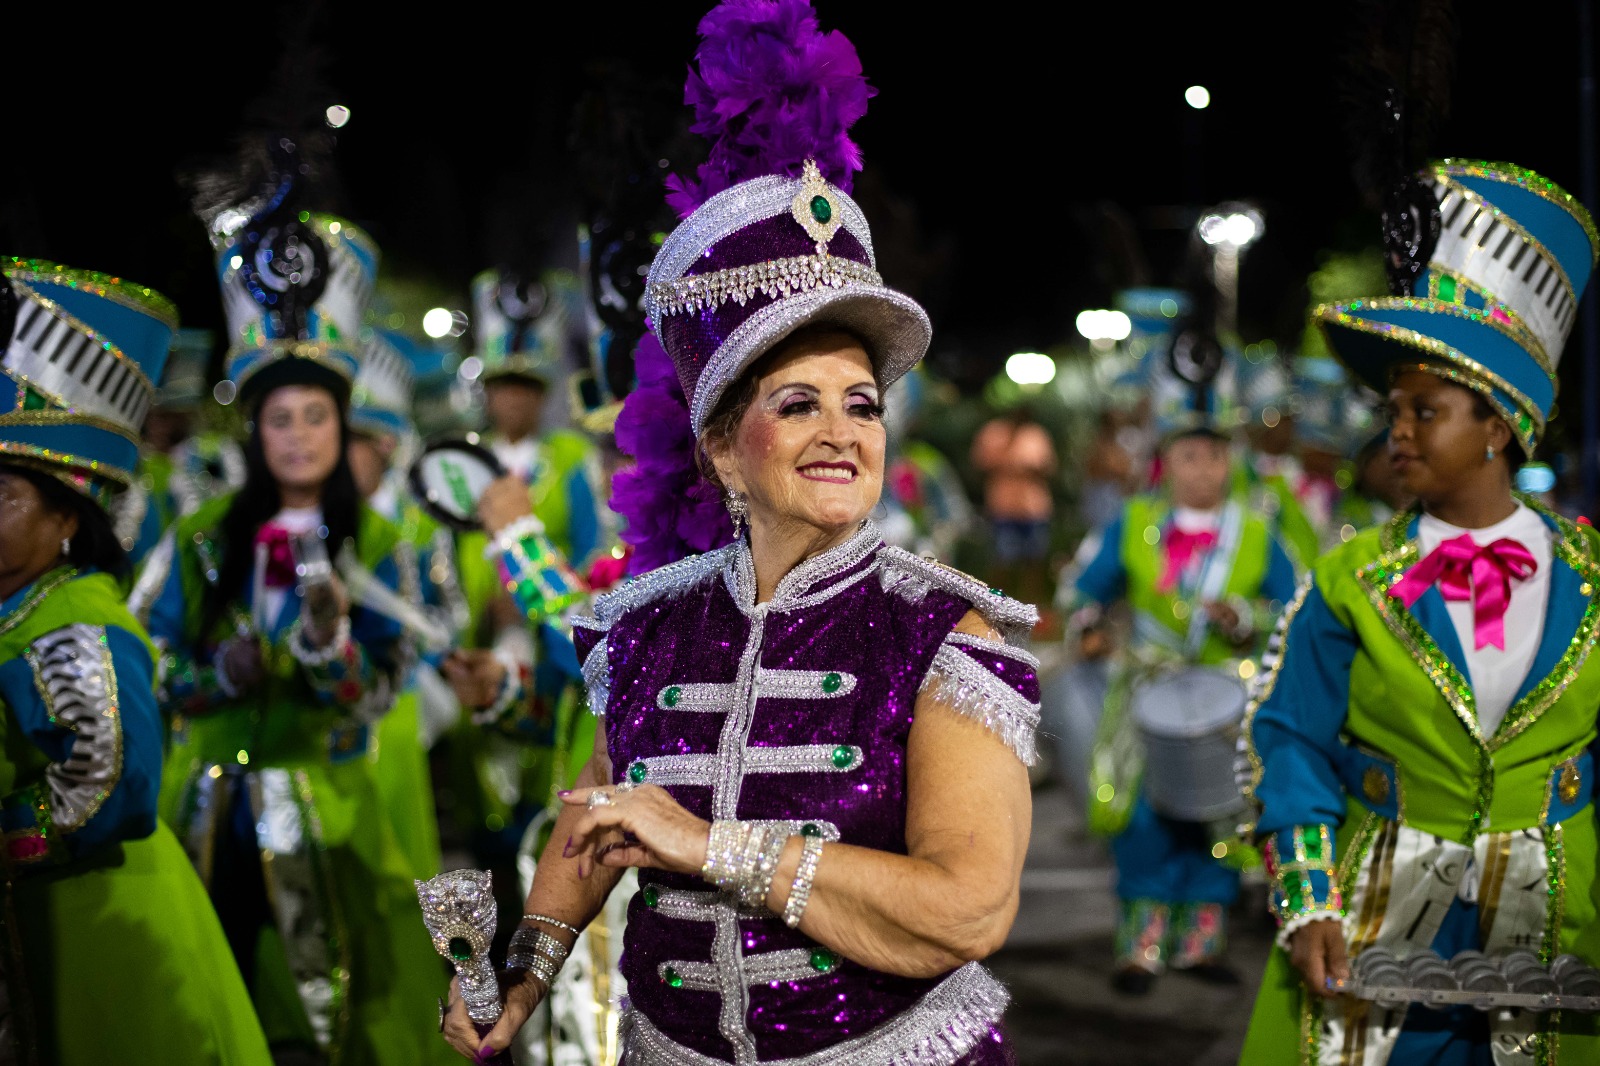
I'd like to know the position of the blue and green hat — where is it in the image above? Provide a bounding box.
[213,212,379,409]
[349,328,418,440]
[1315,160,1598,456]
[0,259,177,501]
[471,269,581,386]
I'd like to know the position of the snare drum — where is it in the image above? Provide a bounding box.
[1129,666,1249,821]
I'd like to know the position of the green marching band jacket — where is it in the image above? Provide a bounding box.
[0,568,271,1065]
[131,493,455,1066]
[1240,500,1600,1065]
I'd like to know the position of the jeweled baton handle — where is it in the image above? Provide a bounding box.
[417,870,501,1024]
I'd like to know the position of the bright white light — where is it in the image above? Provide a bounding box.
[1006,352,1057,386]
[1185,85,1211,110]
[229,255,244,270]
[1199,210,1263,248]
[422,308,454,339]
[325,104,351,128]
[1075,309,1133,341]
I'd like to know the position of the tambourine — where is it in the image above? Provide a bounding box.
[407,435,506,532]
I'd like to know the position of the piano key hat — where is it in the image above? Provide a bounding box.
[202,140,378,411]
[349,328,418,440]
[470,269,580,387]
[156,328,214,411]
[0,259,176,501]
[1314,160,1598,455]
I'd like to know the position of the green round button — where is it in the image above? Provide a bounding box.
[809,195,832,224]
[830,745,855,769]
[800,822,823,838]
[821,672,842,694]
[810,949,838,973]
[663,965,684,988]
[448,936,473,962]
[663,686,682,708]
[643,885,661,908]
[628,761,648,784]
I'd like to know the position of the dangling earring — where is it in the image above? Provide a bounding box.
[1486,445,1496,463]
[60,537,70,557]
[724,489,748,538]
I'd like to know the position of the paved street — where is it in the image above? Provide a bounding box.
[992,780,1274,1065]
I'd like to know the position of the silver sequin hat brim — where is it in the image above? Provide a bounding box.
[688,284,932,438]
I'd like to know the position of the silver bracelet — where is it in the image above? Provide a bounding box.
[287,613,352,667]
[702,821,788,908]
[506,925,570,986]
[783,836,825,928]
[702,820,749,892]
[740,825,787,909]
[522,913,581,936]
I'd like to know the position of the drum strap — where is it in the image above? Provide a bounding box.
[1183,502,1244,657]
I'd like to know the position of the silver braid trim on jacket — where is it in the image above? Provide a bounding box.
[26,624,122,831]
[618,962,1009,1066]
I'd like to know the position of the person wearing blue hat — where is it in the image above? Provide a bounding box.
[0,259,273,1064]
[1242,160,1600,1064]
[346,327,454,885]
[129,168,457,1065]
[1072,362,1299,993]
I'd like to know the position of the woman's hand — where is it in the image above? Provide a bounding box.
[220,636,264,689]
[440,971,546,1061]
[1288,920,1349,999]
[560,784,711,878]
[478,475,534,539]
[441,649,508,710]
[302,573,351,647]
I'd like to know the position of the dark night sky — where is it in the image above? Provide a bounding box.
[4,2,1593,387]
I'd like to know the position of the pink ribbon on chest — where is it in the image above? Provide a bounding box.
[1388,532,1537,650]
[1157,528,1217,594]
[254,524,299,589]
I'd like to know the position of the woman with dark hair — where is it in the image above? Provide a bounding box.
[0,261,271,1063]
[1241,162,1600,1063]
[130,210,454,1066]
[438,6,1039,1063]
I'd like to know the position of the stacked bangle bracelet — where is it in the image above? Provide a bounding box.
[506,922,572,986]
[701,820,826,926]
[702,820,789,908]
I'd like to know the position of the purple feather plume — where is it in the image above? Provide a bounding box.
[665,0,874,218]
[611,332,735,574]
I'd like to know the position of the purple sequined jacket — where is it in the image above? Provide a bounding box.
[571,522,1042,1066]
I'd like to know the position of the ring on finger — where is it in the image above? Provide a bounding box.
[587,790,615,809]
[437,996,448,1033]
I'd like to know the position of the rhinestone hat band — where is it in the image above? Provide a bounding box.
[647,255,882,318]
[645,160,873,322]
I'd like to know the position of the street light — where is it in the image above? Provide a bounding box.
[1075,310,1133,351]
[1184,85,1211,110]
[1198,209,1263,248]
[422,308,454,339]
[1005,352,1056,386]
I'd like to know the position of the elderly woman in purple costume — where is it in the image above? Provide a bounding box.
[438,3,1042,1064]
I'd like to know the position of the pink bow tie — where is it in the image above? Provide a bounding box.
[254,525,299,589]
[1158,528,1217,594]
[1389,533,1537,650]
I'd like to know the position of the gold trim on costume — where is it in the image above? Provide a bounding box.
[4,258,180,330]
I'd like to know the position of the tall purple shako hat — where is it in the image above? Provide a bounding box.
[614,0,930,572]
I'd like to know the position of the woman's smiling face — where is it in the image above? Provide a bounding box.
[710,330,885,540]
